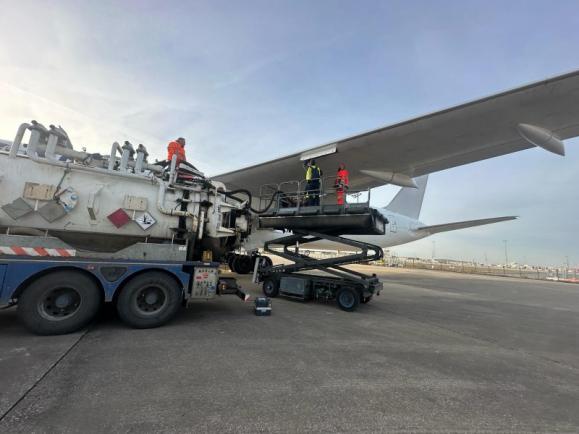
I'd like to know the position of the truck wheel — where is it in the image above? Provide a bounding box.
[336,287,360,312]
[116,272,182,329]
[18,271,101,335]
[262,278,279,297]
[228,254,237,272]
[260,256,273,269]
[234,255,253,275]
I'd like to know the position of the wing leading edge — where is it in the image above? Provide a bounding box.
[215,70,579,194]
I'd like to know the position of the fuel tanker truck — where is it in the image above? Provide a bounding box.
[0,121,256,335]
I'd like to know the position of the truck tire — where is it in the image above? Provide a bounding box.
[18,271,101,335]
[116,272,182,329]
[227,254,237,272]
[336,287,360,312]
[234,255,253,275]
[259,256,273,269]
[262,278,279,298]
[230,255,240,273]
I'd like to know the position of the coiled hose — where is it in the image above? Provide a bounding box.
[219,188,284,214]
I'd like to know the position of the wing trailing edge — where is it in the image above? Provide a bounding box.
[415,216,518,235]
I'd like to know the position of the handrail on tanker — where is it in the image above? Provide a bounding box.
[9,123,31,158]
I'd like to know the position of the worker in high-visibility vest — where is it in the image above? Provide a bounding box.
[335,163,349,205]
[167,137,186,165]
[304,159,322,206]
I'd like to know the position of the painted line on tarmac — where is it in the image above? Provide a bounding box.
[0,328,90,422]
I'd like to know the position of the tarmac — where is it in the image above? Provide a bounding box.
[0,266,578,433]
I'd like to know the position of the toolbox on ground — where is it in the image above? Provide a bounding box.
[254,297,272,316]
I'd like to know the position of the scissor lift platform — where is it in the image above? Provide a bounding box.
[258,204,387,235]
[255,207,387,312]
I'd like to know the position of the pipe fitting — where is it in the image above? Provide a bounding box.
[135,144,149,174]
[120,141,135,172]
[108,142,122,171]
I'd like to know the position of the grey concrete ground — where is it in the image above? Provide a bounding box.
[1,266,578,433]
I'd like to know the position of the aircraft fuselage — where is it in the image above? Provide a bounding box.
[243,209,429,252]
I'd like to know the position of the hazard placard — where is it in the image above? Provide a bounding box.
[107,208,131,228]
[135,212,156,231]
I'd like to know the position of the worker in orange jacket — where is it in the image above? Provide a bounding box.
[335,163,349,205]
[167,137,186,165]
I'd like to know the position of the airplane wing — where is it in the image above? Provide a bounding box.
[214,70,579,194]
[415,216,518,235]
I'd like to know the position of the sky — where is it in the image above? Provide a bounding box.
[1,0,578,266]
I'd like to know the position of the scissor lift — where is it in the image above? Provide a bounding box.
[254,185,388,311]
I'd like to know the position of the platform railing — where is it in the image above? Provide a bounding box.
[258,176,372,215]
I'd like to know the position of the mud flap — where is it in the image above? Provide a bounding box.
[218,277,250,302]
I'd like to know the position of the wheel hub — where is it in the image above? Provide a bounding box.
[136,286,166,313]
[264,282,275,295]
[40,288,81,319]
[55,293,73,308]
[145,292,159,305]
[339,291,355,308]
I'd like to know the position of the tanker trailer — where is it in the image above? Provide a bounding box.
[0,121,252,335]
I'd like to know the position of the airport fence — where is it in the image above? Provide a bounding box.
[276,248,579,284]
[373,258,578,283]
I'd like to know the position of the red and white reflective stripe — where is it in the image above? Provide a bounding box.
[0,246,76,257]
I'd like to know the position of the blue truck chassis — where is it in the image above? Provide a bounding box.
[0,256,240,335]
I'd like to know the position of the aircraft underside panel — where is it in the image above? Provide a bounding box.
[257,205,387,236]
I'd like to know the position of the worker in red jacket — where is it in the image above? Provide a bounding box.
[167,137,186,165]
[335,163,349,205]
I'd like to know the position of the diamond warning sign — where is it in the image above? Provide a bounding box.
[135,212,156,231]
[107,208,131,228]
